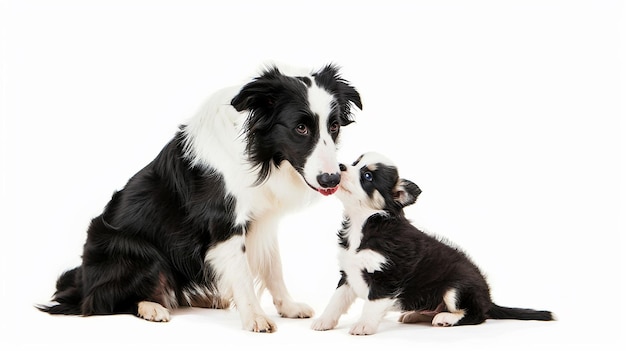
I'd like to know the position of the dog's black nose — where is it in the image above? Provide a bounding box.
[339,163,346,172]
[317,172,341,188]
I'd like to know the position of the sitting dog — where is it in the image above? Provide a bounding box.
[38,64,362,332]
[311,152,553,335]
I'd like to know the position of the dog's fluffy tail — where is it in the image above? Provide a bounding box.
[36,267,83,315]
[487,303,554,321]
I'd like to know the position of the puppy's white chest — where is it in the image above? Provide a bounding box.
[338,226,387,299]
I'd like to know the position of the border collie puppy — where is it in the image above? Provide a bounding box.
[311,152,553,335]
[38,64,362,333]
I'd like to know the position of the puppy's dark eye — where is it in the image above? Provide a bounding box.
[296,124,309,135]
[329,122,340,134]
[363,171,373,182]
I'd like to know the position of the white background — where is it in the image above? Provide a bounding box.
[1,0,624,349]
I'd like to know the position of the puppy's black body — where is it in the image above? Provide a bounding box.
[312,152,553,335]
[356,213,548,325]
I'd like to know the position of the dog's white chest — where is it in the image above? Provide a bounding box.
[338,225,387,299]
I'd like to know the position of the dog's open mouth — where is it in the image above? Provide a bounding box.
[304,179,339,196]
[318,187,339,196]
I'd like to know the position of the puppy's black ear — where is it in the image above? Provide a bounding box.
[313,64,362,126]
[393,179,421,208]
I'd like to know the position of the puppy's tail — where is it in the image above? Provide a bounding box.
[487,303,554,321]
[36,267,83,315]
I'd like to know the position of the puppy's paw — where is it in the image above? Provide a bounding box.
[311,317,338,331]
[277,301,314,319]
[137,301,171,322]
[432,312,463,327]
[244,313,277,333]
[349,322,378,336]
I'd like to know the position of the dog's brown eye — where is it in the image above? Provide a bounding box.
[329,122,339,134]
[296,124,309,135]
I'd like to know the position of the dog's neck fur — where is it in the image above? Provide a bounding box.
[341,205,387,251]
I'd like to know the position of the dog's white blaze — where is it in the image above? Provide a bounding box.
[302,83,340,189]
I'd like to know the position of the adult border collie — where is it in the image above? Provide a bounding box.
[312,153,553,335]
[39,64,362,333]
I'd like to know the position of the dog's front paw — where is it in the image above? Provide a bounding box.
[137,301,171,322]
[244,313,277,333]
[349,322,378,336]
[311,317,338,331]
[277,301,314,319]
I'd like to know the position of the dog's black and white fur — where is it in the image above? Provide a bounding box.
[311,152,553,335]
[39,64,362,332]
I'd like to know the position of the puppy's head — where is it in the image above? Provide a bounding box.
[231,64,362,195]
[337,152,421,214]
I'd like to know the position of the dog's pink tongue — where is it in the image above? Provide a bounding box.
[319,187,338,196]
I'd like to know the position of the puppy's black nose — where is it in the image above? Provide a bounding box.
[317,172,341,188]
[339,163,346,172]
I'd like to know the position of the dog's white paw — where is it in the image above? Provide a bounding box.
[432,312,464,327]
[137,301,171,322]
[311,317,338,331]
[243,313,277,333]
[349,322,378,335]
[277,301,314,319]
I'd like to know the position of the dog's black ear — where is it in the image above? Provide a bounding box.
[393,179,421,208]
[313,64,362,126]
[231,67,284,113]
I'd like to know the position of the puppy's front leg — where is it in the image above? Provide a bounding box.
[246,218,314,318]
[349,298,395,336]
[206,235,276,333]
[311,283,356,331]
